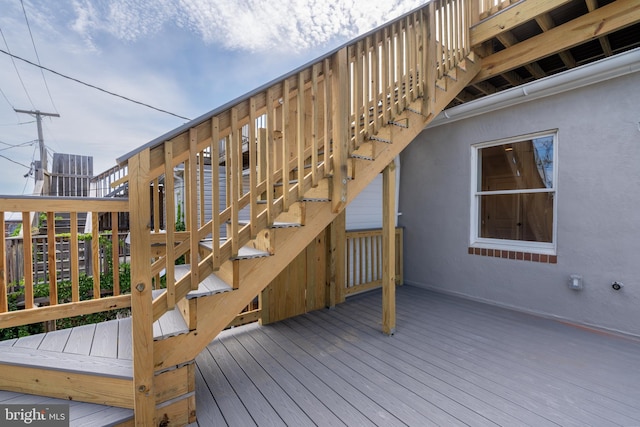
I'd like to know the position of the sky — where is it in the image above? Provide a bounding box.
[0,0,424,196]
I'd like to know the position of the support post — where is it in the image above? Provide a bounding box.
[382,160,396,335]
[424,2,437,118]
[331,48,349,213]
[128,150,156,425]
[326,209,346,308]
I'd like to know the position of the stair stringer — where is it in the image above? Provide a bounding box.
[154,53,482,370]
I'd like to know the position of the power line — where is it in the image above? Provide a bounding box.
[0,27,35,110]
[20,0,58,113]
[0,152,31,169]
[0,48,191,121]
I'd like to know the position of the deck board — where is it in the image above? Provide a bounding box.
[194,286,640,427]
[64,323,96,355]
[38,328,71,352]
[90,319,119,358]
[117,318,132,360]
[204,338,286,427]
[218,333,316,427]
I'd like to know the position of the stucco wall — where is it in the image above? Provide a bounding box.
[399,71,640,337]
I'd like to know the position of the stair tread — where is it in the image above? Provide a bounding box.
[150,294,189,340]
[0,344,132,379]
[199,240,271,260]
[0,390,134,426]
[174,264,233,299]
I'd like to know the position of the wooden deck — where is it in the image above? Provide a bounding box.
[193,285,640,427]
[2,285,640,426]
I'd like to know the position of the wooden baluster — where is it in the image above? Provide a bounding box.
[22,212,34,309]
[70,212,80,302]
[92,212,100,298]
[211,118,221,269]
[164,141,176,308]
[188,128,200,290]
[266,87,276,225]
[364,36,373,139]
[297,71,305,199]
[111,211,120,297]
[311,63,320,187]
[47,212,57,305]
[249,97,258,238]
[230,107,240,258]
[382,26,391,125]
[0,212,6,312]
[323,58,331,175]
[354,41,364,149]
[281,79,291,210]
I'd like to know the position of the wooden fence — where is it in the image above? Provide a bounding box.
[4,233,130,289]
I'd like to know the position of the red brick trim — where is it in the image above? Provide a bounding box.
[468,247,557,264]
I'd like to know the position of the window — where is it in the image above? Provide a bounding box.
[471,131,557,254]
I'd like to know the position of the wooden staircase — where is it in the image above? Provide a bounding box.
[0,2,481,425]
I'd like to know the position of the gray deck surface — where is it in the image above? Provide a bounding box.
[3,285,640,426]
[192,285,640,427]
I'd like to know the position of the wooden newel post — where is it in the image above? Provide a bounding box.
[382,160,396,335]
[128,150,156,425]
[331,47,349,213]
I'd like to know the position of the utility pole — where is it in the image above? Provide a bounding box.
[14,109,60,195]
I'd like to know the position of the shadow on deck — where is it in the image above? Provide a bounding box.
[194,285,640,427]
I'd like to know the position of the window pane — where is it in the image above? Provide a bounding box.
[479,192,553,243]
[479,138,553,191]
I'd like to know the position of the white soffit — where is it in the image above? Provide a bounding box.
[428,47,640,128]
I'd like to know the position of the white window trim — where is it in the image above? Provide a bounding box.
[469,130,558,255]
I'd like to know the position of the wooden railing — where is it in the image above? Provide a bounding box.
[0,197,130,329]
[346,228,403,296]
[478,0,518,19]
[117,0,471,324]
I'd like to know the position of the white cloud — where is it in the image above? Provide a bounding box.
[67,0,424,53]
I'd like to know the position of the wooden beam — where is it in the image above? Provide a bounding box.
[382,161,396,336]
[326,209,346,309]
[128,150,156,426]
[0,295,131,329]
[473,0,640,83]
[586,0,614,56]
[331,48,349,213]
[535,13,577,68]
[471,0,574,46]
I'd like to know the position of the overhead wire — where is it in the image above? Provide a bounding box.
[0,27,35,110]
[20,0,58,113]
[0,48,191,121]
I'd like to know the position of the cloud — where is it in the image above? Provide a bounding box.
[68,0,425,53]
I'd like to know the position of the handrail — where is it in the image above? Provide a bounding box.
[0,197,130,329]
